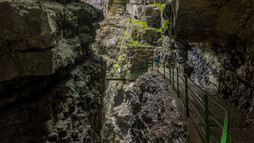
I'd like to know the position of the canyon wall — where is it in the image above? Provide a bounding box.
[163,0,254,124]
[91,1,184,142]
[82,0,102,9]
[0,0,105,142]
[102,73,188,142]
[92,0,168,78]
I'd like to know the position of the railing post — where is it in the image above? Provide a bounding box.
[169,64,171,84]
[172,66,175,89]
[177,67,179,98]
[147,58,149,72]
[205,94,210,143]
[157,61,159,73]
[163,62,166,79]
[185,75,189,117]
[152,57,153,70]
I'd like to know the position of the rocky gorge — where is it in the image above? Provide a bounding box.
[0,0,105,142]
[0,0,253,142]
[102,73,188,143]
[162,0,254,125]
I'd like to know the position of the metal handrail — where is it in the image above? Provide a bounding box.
[107,57,233,143]
[151,57,233,143]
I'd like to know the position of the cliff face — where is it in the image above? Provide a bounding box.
[82,0,102,9]
[92,0,168,78]
[0,0,105,142]
[102,73,188,142]
[163,0,254,124]
[91,1,186,142]
[129,73,188,142]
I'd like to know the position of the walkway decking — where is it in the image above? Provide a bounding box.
[151,67,254,143]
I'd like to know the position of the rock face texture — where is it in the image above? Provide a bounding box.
[0,0,105,142]
[92,0,167,78]
[82,0,102,9]
[0,0,103,82]
[129,73,188,142]
[102,73,188,142]
[102,80,131,142]
[92,15,159,78]
[101,0,171,16]
[160,0,254,124]
[90,2,179,142]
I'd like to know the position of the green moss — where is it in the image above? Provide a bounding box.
[130,41,140,46]
[114,63,120,68]
[132,19,149,29]
[162,20,169,32]
[118,55,124,62]
[120,34,124,40]
[131,18,160,31]
[102,55,107,60]
[120,18,157,49]
[120,45,127,49]
[149,3,166,11]
[129,40,150,47]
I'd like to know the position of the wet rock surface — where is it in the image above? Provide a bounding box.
[129,72,188,142]
[0,0,103,82]
[0,0,106,142]
[103,73,189,143]
[159,0,254,125]
[92,15,158,78]
[0,55,106,143]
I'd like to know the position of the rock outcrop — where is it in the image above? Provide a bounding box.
[82,0,102,9]
[92,0,166,78]
[129,72,188,142]
[0,0,105,142]
[102,73,188,142]
[161,0,254,124]
[0,0,103,82]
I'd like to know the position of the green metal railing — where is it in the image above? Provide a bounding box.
[151,57,233,143]
[106,56,233,143]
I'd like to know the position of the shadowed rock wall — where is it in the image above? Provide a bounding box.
[162,0,254,124]
[0,0,106,142]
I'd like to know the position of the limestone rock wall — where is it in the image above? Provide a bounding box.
[101,73,188,142]
[92,14,161,78]
[162,0,254,124]
[0,0,103,82]
[0,0,106,142]
[129,73,188,142]
[100,0,171,15]
[82,0,102,9]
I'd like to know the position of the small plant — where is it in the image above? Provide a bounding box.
[130,41,140,46]
[149,3,166,11]
[114,63,120,68]
[118,55,124,62]
[162,20,169,32]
